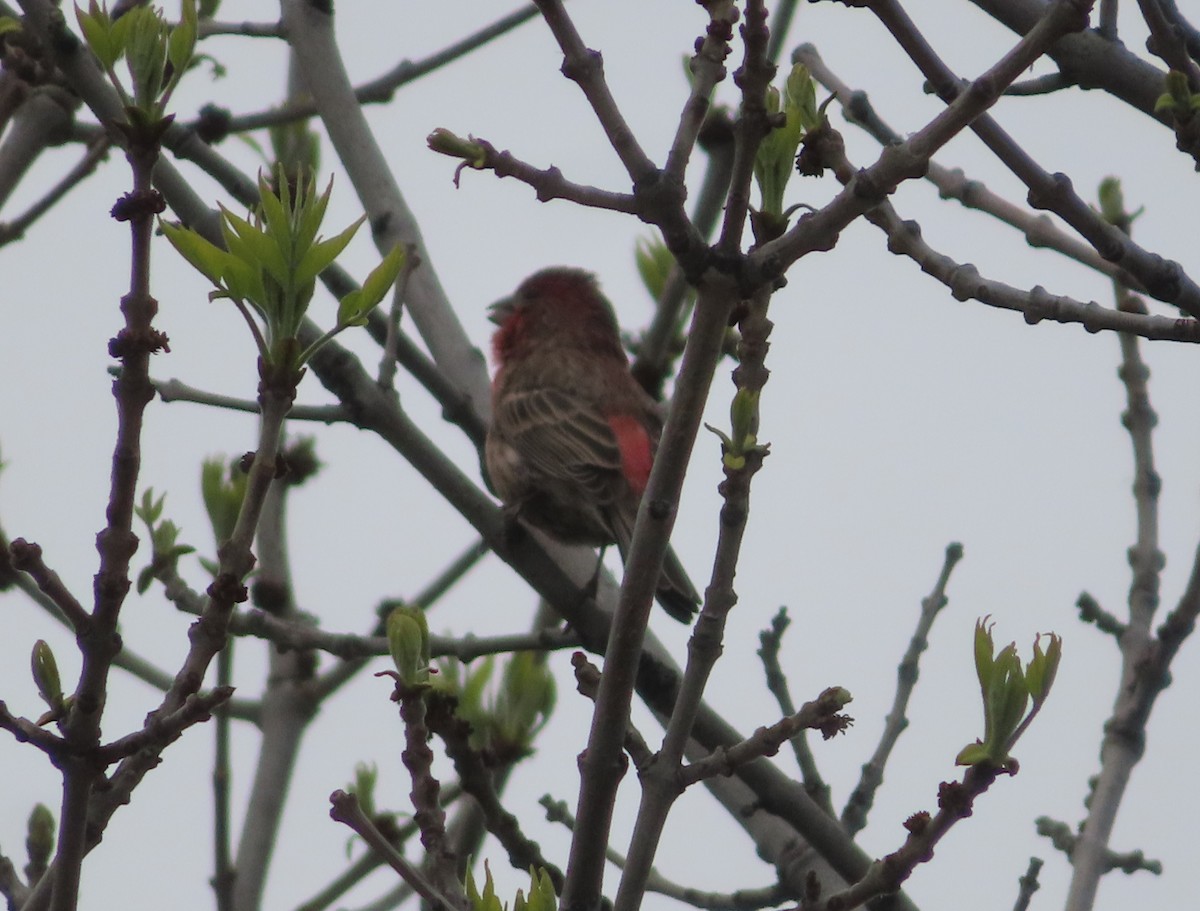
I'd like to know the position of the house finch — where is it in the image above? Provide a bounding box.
[485,267,701,622]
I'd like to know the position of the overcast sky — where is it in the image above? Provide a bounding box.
[3,3,1199,911]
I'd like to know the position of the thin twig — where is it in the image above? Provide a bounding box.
[811,117,1199,343]
[0,133,111,247]
[1137,0,1200,88]
[198,19,282,39]
[377,245,417,391]
[1012,857,1044,911]
[540,796,789,911]
[146,374,349,422]
[7,539,90,630]
[425,693,565,894]
[188,7,541,137]
[1063,185,1166,911]
[1006,72,1073,95]
[680,688,853,787]
[1157,0,1200,61]
[662,5,736,187]
[842,543,963,836]
[565,276,740,911]
[532,0,657,183]
[618,269,776,911]
[295,786,461,911]
[328,791,459,911]
[716,0,775,258]
[794,44,1150,293]
[212,643,234,911]
[571,653,655,771]
[1098,0,1119,38]
[633,110,735,400]
[231,467,316,911]
[757,608,833,814]
[766,0,800,65]
[811,764,1004,911]
[430,134,640,212]
[864,0,1200,318]
[1075,592,1127,639]
[93,687,235,764]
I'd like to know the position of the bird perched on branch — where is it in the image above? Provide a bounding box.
[484,267,701,622]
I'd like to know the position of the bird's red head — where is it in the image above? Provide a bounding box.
[489,267,625,368]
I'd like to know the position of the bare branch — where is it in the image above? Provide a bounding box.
[1012,857,1044,911]
[757,608,834,814]
[1137,0,1200,88]
[7,538,90,631]
[680,688,853,788]
[868,0,1200,316]
[531,0,657,183]
[1076,592,1127,639]
[757,0,1095,283]
[794,43,1150,291]
[328,791,461,911]
[0,131,110,248]
[190,7,541,137]
[842,543,963,836]
[540,796,790,911]
[427,132,639,213]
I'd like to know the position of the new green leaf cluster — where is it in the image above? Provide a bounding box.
[753,63,819,220]
[465,863,556,911]
[957,618,1062,770]
[436,652,555,759]
[76,0,197,120]
[161,169,405,374]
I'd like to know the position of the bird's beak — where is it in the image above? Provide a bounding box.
[487,295,515,326]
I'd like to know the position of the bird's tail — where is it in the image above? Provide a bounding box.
[610,509,701,623]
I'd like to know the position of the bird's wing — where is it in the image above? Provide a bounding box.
[494,386,623,505]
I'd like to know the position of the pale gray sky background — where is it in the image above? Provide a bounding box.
[2,3,1199,910]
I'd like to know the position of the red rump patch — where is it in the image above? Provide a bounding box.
[608,414,653,495]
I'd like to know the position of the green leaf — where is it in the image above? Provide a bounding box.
[257,173,296,265]
[729,387,760,455]
[124,6,168,107]
[527,868,557,911]
[972,617,996,690]
[298,215,364,292]
[786,63,819,133]
[988,644,1028,748]
[426,128,487,167]
[294,175,334,256]
[337,242,404,327]
[166,0,198,86]
[386,605,430,688]
[107,6,135,64]
[222,207,288,288]
[31,640,63,709]
[136,564,156,594]
[135,486,165,525]
[201,456,246,544]
[634,235,674,302]
[461,655,495,712]
[955,740,990,767]
[26,804,55,866]
[1026,633,1062,707]
[347,761,378,819]
[76,3,118,71]
[160,221,232,288]
[508,653,555,741]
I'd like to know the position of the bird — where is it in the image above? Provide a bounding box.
[484,267,701,622]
